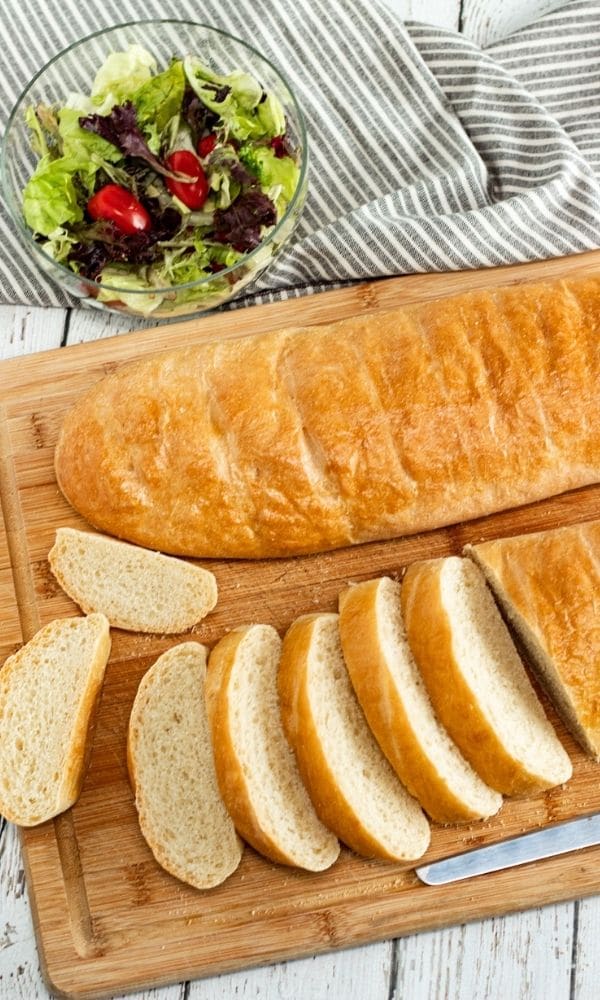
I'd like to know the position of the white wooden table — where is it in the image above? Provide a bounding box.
[2,1,599,997]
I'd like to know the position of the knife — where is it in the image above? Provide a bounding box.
[415,813,600,885]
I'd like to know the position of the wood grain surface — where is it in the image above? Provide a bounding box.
[1,251,600,999]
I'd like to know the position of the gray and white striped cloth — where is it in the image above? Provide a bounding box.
[0,0,599,308]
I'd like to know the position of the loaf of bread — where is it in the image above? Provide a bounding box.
[127,642,242,889]
[401,557,572,795]
[278,613,431,862]
[55,278,600,559]
[466,519,600,760]
[338,577,503,823]
[0,614,111,826]
[49,527,217,633]
[206,624,340,870]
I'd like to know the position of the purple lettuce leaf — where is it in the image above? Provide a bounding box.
[182,86,220,145]
[79,102,180,178]
[212,189,276,252]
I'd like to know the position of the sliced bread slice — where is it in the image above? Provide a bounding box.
[0,614,111,826]
[278,613,430,862]
[466,519,600,760]
[401,556,572,795]
[339,577,502,823]
[206,624,340,871]
[128,642,242,889]
[49,527,217,633]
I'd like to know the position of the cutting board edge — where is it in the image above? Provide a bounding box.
[30,846,600,1000]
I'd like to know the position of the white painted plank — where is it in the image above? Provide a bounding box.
[187,943,392,999]
[394,905,575,1000]
[0,306,64,360]
[461,0,568,48]
[0,822,46,1000]
[573,898,600,999]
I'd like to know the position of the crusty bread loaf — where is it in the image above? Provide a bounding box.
[338,578,502,823]
[206,624,340,870]
[55,278,600,559]
[127,642,242,889]
[466,519,600,760]
[278,613,430,862]
[48,527,217,633]
[401,557,572,795]
[0,614,110,826]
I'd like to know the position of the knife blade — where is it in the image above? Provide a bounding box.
[415,813,600,885]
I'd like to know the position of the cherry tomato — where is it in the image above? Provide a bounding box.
[197,133,217,158]
[87,184,151,235]
[165,150,209,210]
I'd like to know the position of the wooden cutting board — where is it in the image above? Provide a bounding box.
[2,251,600,1000]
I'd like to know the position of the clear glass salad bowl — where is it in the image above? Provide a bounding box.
[1,20,308,320]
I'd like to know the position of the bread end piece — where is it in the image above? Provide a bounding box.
[0,614,111,826]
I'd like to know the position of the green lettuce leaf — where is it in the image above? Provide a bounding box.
[25,106,48,158]
[208,244,245,268]
[22,156,84,236]
[39,226,77,264]
[239,144,299,205]
[228,109,267,141]
[208,160,241,209]
[91,45,157,112]
[58,108,122,169]
[95,265,164,315]
[227,70,263,110]
[184,57,262,108]
[183,55,269,140]
[96,258,229,316]
[133,60,186,151]
[160,242,211,283]
[256,94,286,138]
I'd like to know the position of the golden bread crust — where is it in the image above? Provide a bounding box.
[55,278,600,559]
[278,613,429,861]
[401,560,565,795]
[338,579,501,822]
[206,627,302,867]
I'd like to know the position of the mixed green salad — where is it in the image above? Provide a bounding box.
[22,44,301,314]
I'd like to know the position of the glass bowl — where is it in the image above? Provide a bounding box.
[0,20,308,320]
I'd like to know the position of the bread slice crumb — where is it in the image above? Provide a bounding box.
[206,624,340,871]
[0,614,111,826]
[278,612,430,862]
[128,642,242,889]
[49,527,217,633]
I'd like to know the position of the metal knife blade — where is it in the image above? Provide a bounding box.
[415,813,600,885]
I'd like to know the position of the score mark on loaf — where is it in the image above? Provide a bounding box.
[55,278,600,559]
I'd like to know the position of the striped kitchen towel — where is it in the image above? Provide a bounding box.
[0,0,599,308]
